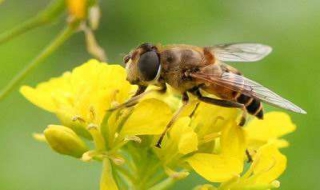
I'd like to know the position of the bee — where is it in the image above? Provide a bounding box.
[120,42,306,148]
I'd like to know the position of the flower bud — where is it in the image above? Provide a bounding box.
[44,125,88,158]
[89,6,101,30]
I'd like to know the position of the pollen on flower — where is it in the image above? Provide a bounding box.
[72,115,86,123]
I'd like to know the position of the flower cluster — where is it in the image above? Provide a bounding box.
[21,60,296,190]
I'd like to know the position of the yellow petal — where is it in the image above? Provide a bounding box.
[191,102,238,137]
[245,112,296,148]
[120,99,173,135]
[70,60,131,124]
[179,131,198,154]
[252,143,287,184]
[20,72,72,113]
[169,117,198,154]
[187,153,242,182]
[154,117,197,164]
[186,112,246,183]
[20,60,132,128]
[271,139,289,148]
[220,121,247,163]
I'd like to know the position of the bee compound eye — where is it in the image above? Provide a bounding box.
[137,51,160,81]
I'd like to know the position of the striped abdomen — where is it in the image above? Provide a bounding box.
[234,93,264,119]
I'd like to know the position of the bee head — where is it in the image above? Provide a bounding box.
[124,43,161,86]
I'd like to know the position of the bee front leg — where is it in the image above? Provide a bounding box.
[155,92,189,148]
[134,85,148,96]
[108,85,148,111]
[109,84,167,111]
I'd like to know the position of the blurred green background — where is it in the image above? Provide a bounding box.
[0,0,319,189]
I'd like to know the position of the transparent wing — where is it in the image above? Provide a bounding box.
[211,43,272,62]
[191,72,306,114]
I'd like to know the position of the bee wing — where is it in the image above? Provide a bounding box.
[190,72,306,114]
[211,43,272,62]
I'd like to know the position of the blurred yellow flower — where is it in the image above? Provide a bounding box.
[66,0,88,20]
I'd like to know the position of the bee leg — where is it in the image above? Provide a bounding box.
[108,85,148,111]
[108,84,168,111]
[134,85,148,96]
[191,88,246,126]
[155,92,189,148]
[246,149,253,163]
[191,89,252,161]
[239,108,247,126]
[157,82,167,94]
[189,102,200,118]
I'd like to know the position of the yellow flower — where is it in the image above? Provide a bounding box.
[20,60,178,189]
[21,59,132,138]
[66,0,88,20]
[154,117,198,167]
[219,143,286,190]
[154,102,294,186]
[120,99,173,136]
[187,121,246,183]
[151,101,246,182]
[20,59,298,190]
[245,112,296,149]
[190,102,239,153]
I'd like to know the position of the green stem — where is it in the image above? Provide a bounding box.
[139,162,162,186]
[0,24,76,101]
[0,0,65,44]
[100,158,119,190]
[146,171,167,188]
[88,125,106,151]
[149,177,176,190]
[114,165,134,182]
[0,17,46,44]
